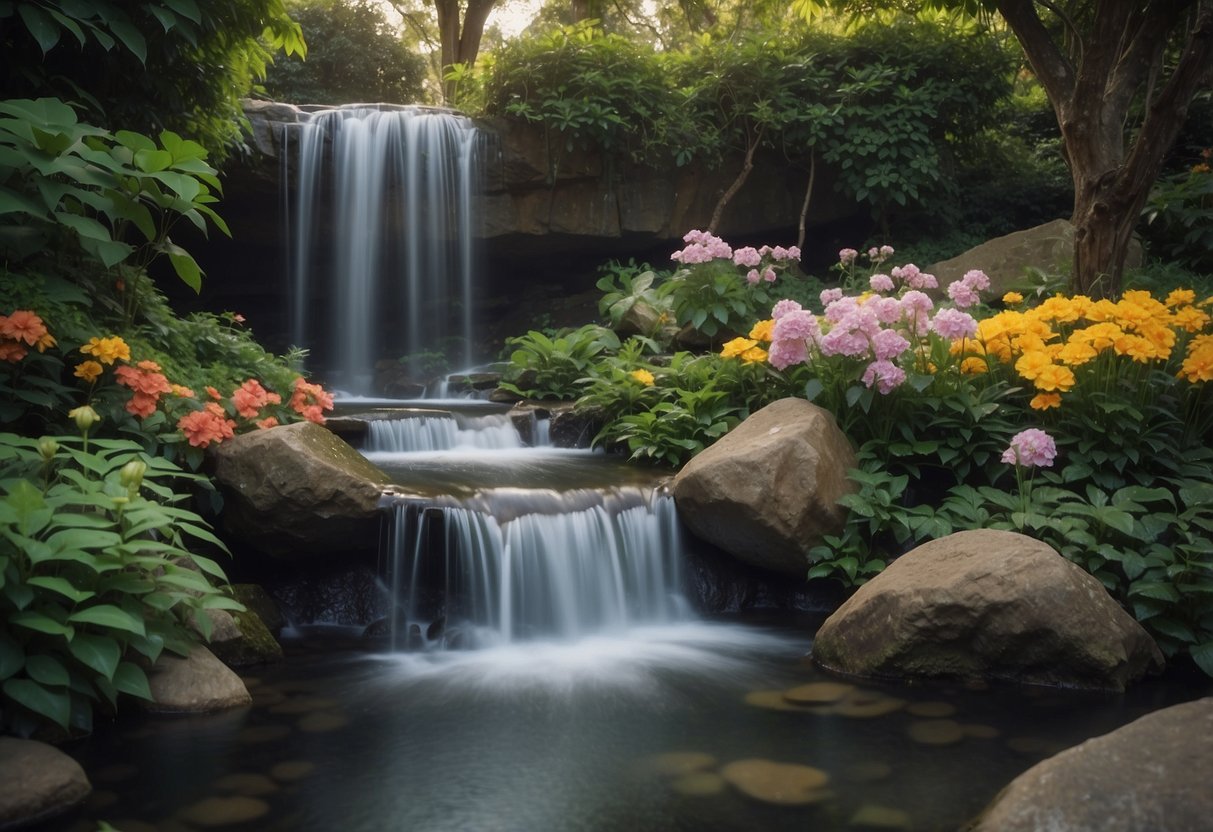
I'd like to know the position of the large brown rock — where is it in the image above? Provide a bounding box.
[210,421,390,558]
[0,738,90,829]
[929,218,1144,299]
[672,398,855,575]
[143,645,252,713]
[812,529,1164,690]
[972,697,1213,831]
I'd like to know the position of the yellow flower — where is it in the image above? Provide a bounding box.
[35,332,56,353]
[1056,340,1097,367]
[1014,350,1053,381]
[80,335,131,365]
[1002,291,1024,304]
[721,337,758,359]
[1172,306,1210,333]
[1073,322,1124,351]
[748,319,774,342]
[740,346,768,364]
[960,356,989,375]
[1180,342,1213,382]
[1113,334,1156,363]
[73,360,103,382]
[629,369,655,386]
[1033,364,1076,392]
[1030,392,1062,410]
[1166,288,1196,308]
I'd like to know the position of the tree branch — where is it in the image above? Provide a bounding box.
[995,0,1075,115]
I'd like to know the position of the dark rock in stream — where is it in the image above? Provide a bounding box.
[971,697,1213,832]
[0,738,91,829]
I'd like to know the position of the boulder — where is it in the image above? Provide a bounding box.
[672,398,855,575]
[972,697,1213,831]
[205,608,284,667]
[143,645,253,713]
[0,738,91,828]
[210,421,390,558]
[929,218,1143,299]
[812,529,1164,690]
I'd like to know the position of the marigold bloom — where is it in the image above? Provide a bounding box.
[74,361,104,382]
[1056,341,1098,367]
[721,338,758,359]
[629,369,655,386]
[748,319,774,342]
[959,356,989,375]
[740,346,768,364]
[80,336,131,365]
[178,402,237,448]
[1032,364,1076,392]
[1166,288,1196,308]
[1014,350,1053,381]
[35,332,56,352]
[1030,392,1062,410]
[1172,306,1210,333]
[0,310,48,346]
[1002,291,1024,304]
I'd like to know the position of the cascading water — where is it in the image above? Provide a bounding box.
[285,105,485,393]
[365,412,549,452]
[383,491,687,649]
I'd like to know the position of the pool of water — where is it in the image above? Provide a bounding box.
[48,620,1210,832]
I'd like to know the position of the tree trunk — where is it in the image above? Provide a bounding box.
[796,152,816,252]
[707,126,763,234]
[1070,173,1145,298]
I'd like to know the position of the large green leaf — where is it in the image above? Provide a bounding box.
[0,633,23,680]
[1191,642,1213,678]
[26,576,95,604]
[16,4,60,54]
[112,662,152,700]
[10,610,73,637]
[68,604,146,636]
[69,632,120,680]
[24,654,70,687]
[2,678,70,729]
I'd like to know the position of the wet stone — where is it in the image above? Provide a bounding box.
[907,719,966,746]
[720,759,831,806]
[783,681,855,705]
[212,773,280,796]
[849,804,912,829]
[270,761,316,782]
[298,711,350,733]
[670,772,726,796]
[639,752,717,777]
[905,701,957,718]
[177,796,270,827]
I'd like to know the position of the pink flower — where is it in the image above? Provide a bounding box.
[767,338,809,370]
[900,291,934,332]
[862,359,907,394]
[820,288,844,307]
[838,248,858,265]
[870,296,903,325]
[771,309,820,344]
[880,245,895,258]
[870,274,894,293]
[770,246,788,261]
[762,267,777,283]
[870,328,910,361]
[931,308,978,340]
[772,299,803,320]
[733,247,761,268]
[785,246,801,261]
[746,268,761,285]
[962,269,991,292]
[947,280,981,309]
[1001,429,1057,468]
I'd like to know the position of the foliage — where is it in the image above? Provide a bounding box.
[0,98,229,294]
[595,261,673,337]
[499,324,621,400]
[477,22,676,175]
[0,0,305,159]
[594,386,741,467]
[262,0,429,105]
[0,431,242,736]
[1141,152,1213,273]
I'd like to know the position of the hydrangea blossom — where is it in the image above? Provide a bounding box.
[862,359,907,394]
[1001,428,1057,468]
[820,288,844,307]
[870,273,894,293]
[772,299,803,320]
[671,229,733,264]
[931,308,979,340]
[870,328,911,362]
[733,247,761,268]
[838,248,859,265]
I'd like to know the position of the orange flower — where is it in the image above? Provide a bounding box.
[0,342,28,362]
[206,386,222,401]
[74,361,104,382]
[231,379,282,419]
[1029,392,1062,410]
[290,377,334,425]
[115,361,172,419]
[35,332,56,353]
[171,384,195,398]
[256,416,279,430]
[178,402,236,448]
[0,310,48,346]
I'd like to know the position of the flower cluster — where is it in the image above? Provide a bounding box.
[289,377,334,424]
[1,309,56,362]
[720,320,774,364]
[629,369,655,386]
[178,403,237,448]
[115,360,173,418]
[1001,428,1057,468]
[952,288,1213,408]
[670,229,734,265]
[671,230,800,284]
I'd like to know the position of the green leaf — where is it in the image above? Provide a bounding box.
[17,4,60,53]
[68,605,146,636]
[69,632,121,680]
[26,576,94,604]
[167,248,202,292]
[108,17,147,63]
[112,662,152,700]
[11,610,73,637]
[0,632,23,680]
[3,678,70,729]
[1191,642,1213,678]
[24,654,70,687]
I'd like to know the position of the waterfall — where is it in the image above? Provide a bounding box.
[367,414,525,452]
[286,105,484,393]
[383,492,689,649]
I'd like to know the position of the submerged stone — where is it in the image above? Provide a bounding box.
[783,681,855,705]
[905,701,956,718]
[178,795,270,827]
[849,804,912,829]
[670,772,726,796]
[270,761,317,782]
[638,752,717,777]
[907,719,966,746]
[720,758,831,806]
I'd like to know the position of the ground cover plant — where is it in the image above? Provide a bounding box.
[502,232,1213,678]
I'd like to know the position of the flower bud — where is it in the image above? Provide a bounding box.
[37,437,59,461]
[68,405,100,432]
[120,459,147,491]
